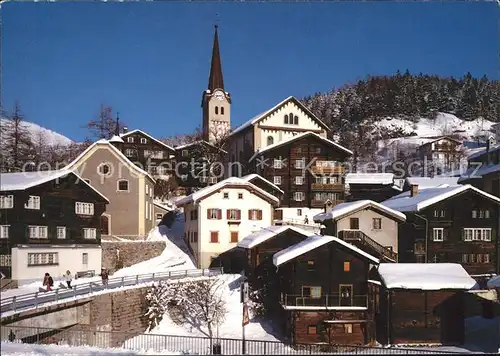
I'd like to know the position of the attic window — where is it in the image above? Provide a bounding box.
[98,164,111,176]
[140,138,147,144]
[127,137,134,143]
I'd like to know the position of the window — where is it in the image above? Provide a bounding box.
[344,324,353,334]
[295,176,304,185]
[140,138,147,144]
[82,253,88,265]
[249,209,262,220]
[25,195,40,210]
[284,114,289,124]
[190,210,198,220]
[0,195,14,209]
[297,209,302,216]
[485,210,490,219]
[463,228,492,242]
[293,115,299,125]
[472,210,477,218]
[117,180,129,191]
[127,137,134,143]
[484,253,490,263]
[307,326,317,335]
[316,147,322,154]
[145,202,149,220]
[295,159,305,169]
[207,209,222,220]
[267,136,274,146]
[83,228,97,239]
[349,218,359,230]
[230,231,239,243]
[293,192,305,201]
[56,226,66,239]
[273,159,282,169]
[0,225,9,239]
[28,252,58,266]
[302,286,321,298]
[75,202,94,215]
[193,231,198,243]
[223,192,229,199]
[344,261,351,272]
[0,254,12,267]
[372,218,382,230]
[215,106,219,115]
[221,107,225,115]
[182,149,189,157]
[227,209,241,220]
[433,228,444,242]
[156,213,163,220]
[307,260,315,272]
[210,231,219,243]
[208,177,217,184]
[238,193,243,199]
[434,210,445,218]
[98,164,111,175]
[125,149,136,157]
[273,176,282,185]
[28,226,48,239]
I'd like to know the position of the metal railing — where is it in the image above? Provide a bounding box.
[0,325,464,355]
[282,294,368,308]
[0,268,223,314]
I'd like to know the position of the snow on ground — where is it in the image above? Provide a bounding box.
[0,118,74,146]
[1,341,181,355]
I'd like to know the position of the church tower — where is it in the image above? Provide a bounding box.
[202,25,231,143]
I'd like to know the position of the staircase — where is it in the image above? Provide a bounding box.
[338,230,397,262]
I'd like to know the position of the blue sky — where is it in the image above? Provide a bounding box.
[2,2,498,142]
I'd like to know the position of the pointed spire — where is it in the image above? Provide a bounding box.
[114,112,120,136]
[208,24,224,92]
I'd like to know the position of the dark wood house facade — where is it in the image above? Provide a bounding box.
[382,185,500,275]
[249,132,352,217]
[270,235,379,345]
[0,170,108,281]
[345,174,402,203]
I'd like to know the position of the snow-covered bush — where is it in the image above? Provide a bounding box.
[145,281,169,331]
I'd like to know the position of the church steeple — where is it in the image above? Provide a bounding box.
[208,25,224,92]
[114,113,120,136]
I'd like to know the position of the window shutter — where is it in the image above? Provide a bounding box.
[237,209,241,220]
[207,209,211,219]
[443,229,448,241]
[258,210,262,220]
[217,209,222,220]
[227,209,230,219]
[248,210,252,220]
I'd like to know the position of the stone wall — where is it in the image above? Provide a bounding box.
[101,241,166,274]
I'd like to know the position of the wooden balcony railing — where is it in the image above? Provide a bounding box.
[338,230,398,262]
[311,200,344,208]
[281,293,368,308]
[311,183,345,191]
[311,166,345,175]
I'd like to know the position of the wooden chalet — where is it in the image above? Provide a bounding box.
[371,263,477,345]
[313,200,406,262]
[459,142,500,198]
[417,136,462,173]
[0,170,108,281]
[345,173,403,203]
[239,174,284,201]
[270,234,380,345]
[248,132,352,217]
[382,184,500,275]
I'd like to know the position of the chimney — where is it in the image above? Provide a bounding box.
[123,126,128,134]
[410,184,419,197]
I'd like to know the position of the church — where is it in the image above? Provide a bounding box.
[199,26,352,224]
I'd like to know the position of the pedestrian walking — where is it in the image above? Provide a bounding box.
[43,273,54,292]
[304,216,309,225]
[64,270,73,288]
[100,268,109,287]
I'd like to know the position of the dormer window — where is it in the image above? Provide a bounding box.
[127,137,134,143]
[140,138,147,144]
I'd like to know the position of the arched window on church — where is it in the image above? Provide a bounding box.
[284,114,289,124]
[294,115,299,125]
[289,112,294,123]
[215,106,219,115]
[221,107,225,115]
[267,136,274,146]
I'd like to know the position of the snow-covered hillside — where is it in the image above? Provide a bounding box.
[0,118,73,146]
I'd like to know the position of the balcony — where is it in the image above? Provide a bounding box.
[311,199,344,208]
[311,183,345,191]
[311,166,345,175]
[281,294,368,308]
[338,230,398,262]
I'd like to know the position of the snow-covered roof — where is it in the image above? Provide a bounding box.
[175,177,280,206]
[346,173,394,185]
[381,184,500,212]
[377,263,477,290]
[64,139,155,182]
[418,136,462,146]
[108,135,124,143]
[487,275,500,289]
[458,163,500,183]
[174,140,228,154]
[240,174,284,194]
[120,129,175,152]
[153,200,173,212]
[230,96,330,137]
[468,143,500,160]
[0,170,109,202]
[313,200,406,223]
[405,176,460,189]
[273,234,379,267]
[249,132,352,162]
[237,225,312,249]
